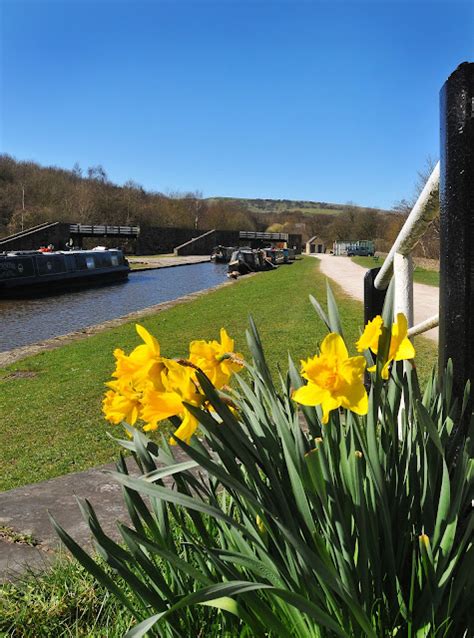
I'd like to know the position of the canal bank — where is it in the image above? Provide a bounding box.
[127,254,210,270]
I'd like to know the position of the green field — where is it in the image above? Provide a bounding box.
[351,256,440,287]
[206,197,343,216]
[0,258,437,491]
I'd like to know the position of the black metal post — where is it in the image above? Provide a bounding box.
[439,62,474,411]
[364,267,387,325]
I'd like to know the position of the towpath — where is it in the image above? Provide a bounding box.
[312,254,439,342]
[128,254,209,270]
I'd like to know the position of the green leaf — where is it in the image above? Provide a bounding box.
[48,513,138,617]
[309,293,331,331]
[139,459,199,483]
[326,280,344,338]
[124,613,162,638]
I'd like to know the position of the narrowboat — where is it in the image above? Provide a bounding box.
[227,248,276,277]
[263,247,286,265]
[0,248,130,297]
[210,245,237,263]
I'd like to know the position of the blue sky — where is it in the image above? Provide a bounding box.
[1,0,473,209]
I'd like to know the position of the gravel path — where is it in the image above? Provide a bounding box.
[312,254,439,342]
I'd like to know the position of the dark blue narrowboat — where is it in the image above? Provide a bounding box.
[0,248,130,297]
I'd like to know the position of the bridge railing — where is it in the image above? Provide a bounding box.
[370,161,440,337]
[69,224,140,236]
[364,62,474,417]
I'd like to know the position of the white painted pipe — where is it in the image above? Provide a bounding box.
[407,314,439,337]
[375,162,440,290]
[394,252,414,327]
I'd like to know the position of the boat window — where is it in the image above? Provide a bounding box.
[64,254,76,271]
[73,255,86,270]
[86,256,96,269]
[36,255,67,275]
[0,257,35,279]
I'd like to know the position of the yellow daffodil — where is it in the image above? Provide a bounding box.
[292,333,368,424]
[357,313,415,380]
[112,324,165,390]
[189,328,244,389]
[140,360,203,444]
[103,325,243,445]
[379,313,415,379]
[102,381,142,425]
[356,315,383,353]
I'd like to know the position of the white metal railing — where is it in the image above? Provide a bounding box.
[69,224,140,236]
[374,162,440,337]
[239,231,289,241]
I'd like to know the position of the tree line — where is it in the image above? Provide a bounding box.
[0,154,439,258]
[0,155,258,236]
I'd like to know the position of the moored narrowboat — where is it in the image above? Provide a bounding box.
[210,245,237,263]
[227,248,276,277]
[0,248,130,297]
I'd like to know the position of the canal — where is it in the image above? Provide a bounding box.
[0,262,228,352]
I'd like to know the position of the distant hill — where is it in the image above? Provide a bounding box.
[206,197,388,217]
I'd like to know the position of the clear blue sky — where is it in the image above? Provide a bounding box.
[1,0,473,209]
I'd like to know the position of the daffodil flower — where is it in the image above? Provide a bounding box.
[358,313,415,380]
[292,333,368,424]
[140,360,203,444]
[356,315,383,353]
[102,380,142,425]
[112,325,166,390]
[189,328,244,389]
[103,325,243,445]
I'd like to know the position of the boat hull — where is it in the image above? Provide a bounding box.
[0,250,130,298]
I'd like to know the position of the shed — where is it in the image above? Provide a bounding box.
[305,236,326,254]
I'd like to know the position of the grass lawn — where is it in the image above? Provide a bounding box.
[0,555,134,637]
[351,256,440,287]
[0,257,438,491]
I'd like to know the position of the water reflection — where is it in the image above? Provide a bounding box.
[0,262,228,352]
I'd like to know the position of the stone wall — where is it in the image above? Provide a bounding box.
[136,226,200,255]
[0,223,71,252]
[1,222,303,256]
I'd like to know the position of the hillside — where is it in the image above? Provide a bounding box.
[206,197,390,217]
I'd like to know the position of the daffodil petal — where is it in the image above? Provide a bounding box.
[339,380,368,416]
[170,410,199,445]
[394,337,415,361]
[320,333,349,361]
[320,395,340,424]
[136,324,160,355]
[356,315,383,353]
[292,383,327,406]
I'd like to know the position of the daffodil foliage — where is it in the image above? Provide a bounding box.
[53,286,473,638]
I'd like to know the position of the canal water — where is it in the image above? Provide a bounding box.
[0,262,228,352]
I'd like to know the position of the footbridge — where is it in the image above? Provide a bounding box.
[0,222,140,252]
[68,224,140,239]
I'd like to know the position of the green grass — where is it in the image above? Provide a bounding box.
[0,258,437,491]
[351,256,440,287]
[0,555,134,637]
